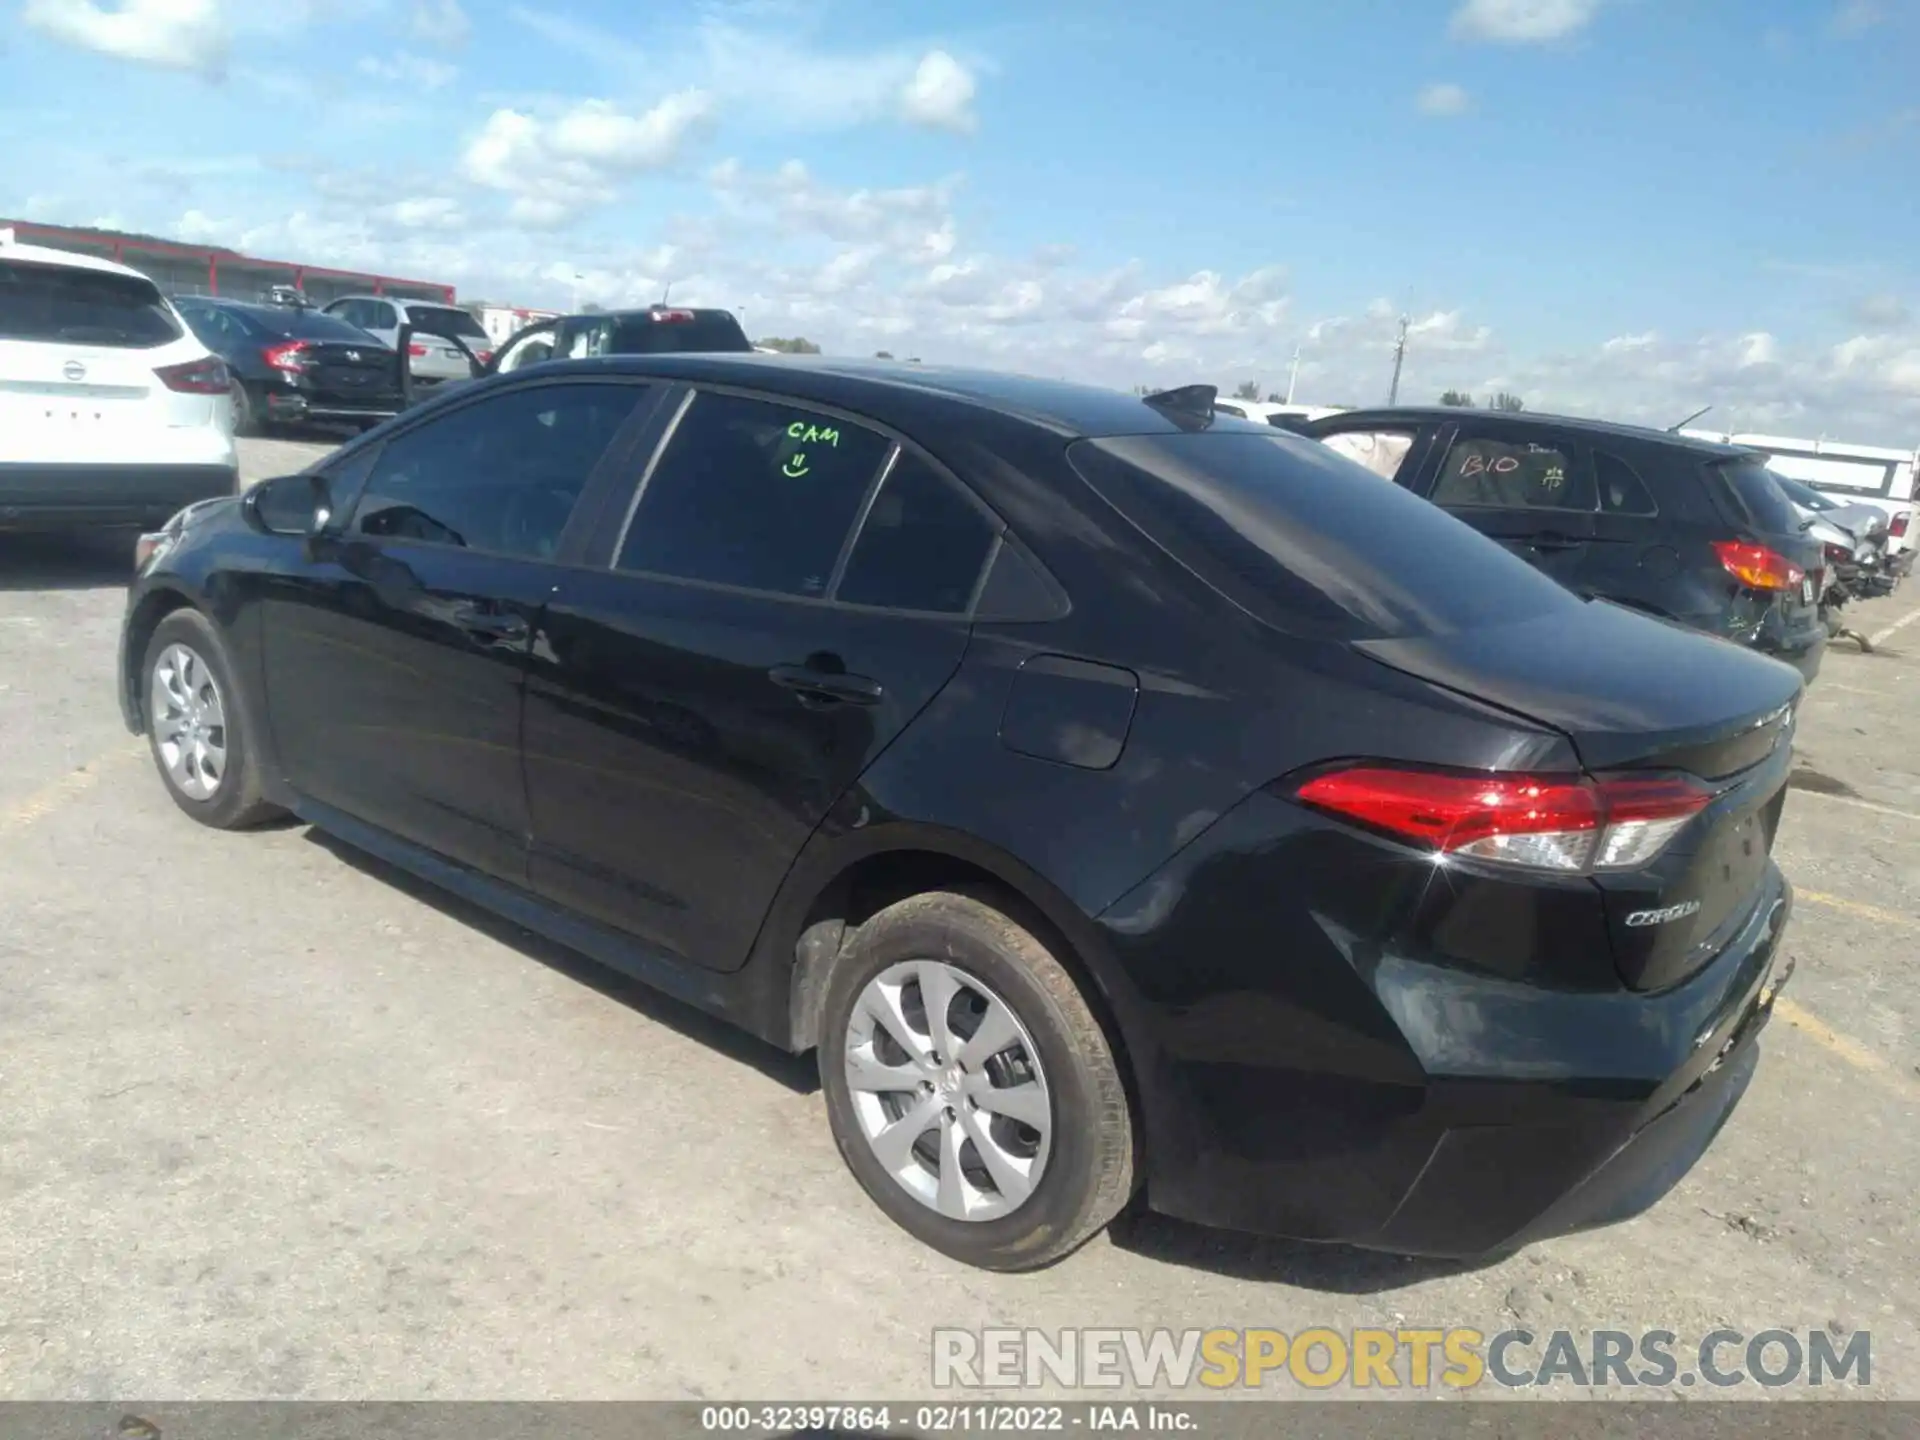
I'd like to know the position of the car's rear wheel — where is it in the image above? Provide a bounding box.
[142,609,281,830]
[818,890,1136,1271]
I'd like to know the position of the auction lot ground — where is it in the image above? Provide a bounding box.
[0,436,1916,1401]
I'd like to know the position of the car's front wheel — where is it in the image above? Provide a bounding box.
[819,889,1136,1271]
[142,609,281,829]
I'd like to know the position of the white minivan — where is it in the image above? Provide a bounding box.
[0,231,237,532]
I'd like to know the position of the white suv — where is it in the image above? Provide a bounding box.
[321,295,491,387]
[0,232,237,532]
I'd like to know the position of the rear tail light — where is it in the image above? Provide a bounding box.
[153,356,230,394]
[1893,511,1911,539]
[475,349,493,364]
[262,341,311,374]
[1291,765,1712,874]
[1713,539,1804,591]
[1823,542,1852,567]
[650,308,696,323]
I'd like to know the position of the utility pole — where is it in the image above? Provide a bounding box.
[1284,344,1301,404]
[1387,314,1409,406]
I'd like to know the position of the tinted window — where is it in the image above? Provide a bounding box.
[599,311,754,355]
[837,453,997,613]
[1069,432,1581,641]
[1714,458,1802,536]
[1770,473,1834,511]
[350,383,642,558]
[268,308,390,342]
[1318,429,1416,482]
[368,302,398,329]
[1431,434,1594,511]
[0,260,182,347]
[1594,452,1658,515]
[406,305,488,340]
[1213,403,1249,419]
[617,391,890,596]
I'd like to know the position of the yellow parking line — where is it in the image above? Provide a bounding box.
[1797,889,1917,928]
[1772,997,1919,1102]
[0,740,147,835]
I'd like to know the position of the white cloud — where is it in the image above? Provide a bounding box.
[21,0,228,75]
[1417,82,1471,116]
[357,52,457,89]
[508,6,982,137]
[898,50,978,133]
[1451,0,1603,44]
[1853,294,1913,328]
[1602,331,1658,353]
[1738,331,1779,367]
[411,0,468,47]
[463,93,716,226]
[1833,0,1885,34]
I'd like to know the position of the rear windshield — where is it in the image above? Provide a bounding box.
[1714,458,1803,536]
[405,305,488,340]
[269,309,391,343]
[602,312,754,354]
[0,260,182,348]
[1069,432,1581,641]
[1769,472,1834,511]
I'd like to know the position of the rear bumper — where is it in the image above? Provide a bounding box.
[0,463,239,531]
[263,388,400,424]
[1754,615,1825,684]
[1096,788,1795,1260]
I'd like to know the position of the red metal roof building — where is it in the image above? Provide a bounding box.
[0,218,456,305]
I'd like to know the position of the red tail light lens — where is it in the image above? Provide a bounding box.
[407,342,428,357]
[1292,766,1711,873]
[475,349,493,364]
[1713,540,1804,591]
[262,341,311,373]
[1893,511,1911,539]
[1823,542,1852,566]
[153,356,230,394]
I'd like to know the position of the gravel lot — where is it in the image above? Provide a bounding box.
[0,436,1915,1401]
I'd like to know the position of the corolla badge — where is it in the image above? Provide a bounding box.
[1626,900,1702,927]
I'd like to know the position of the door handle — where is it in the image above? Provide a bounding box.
[450,604,530,644]
[768,664,884,707]
[1531,532,1582,552]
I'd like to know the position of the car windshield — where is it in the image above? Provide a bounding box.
[1068,431,1581,641]
[1715,458,1805,536]
[0,260,182,348]
[406,305,488,340]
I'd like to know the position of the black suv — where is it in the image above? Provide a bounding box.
[484,306,754,375]
[1298,408,1828,681]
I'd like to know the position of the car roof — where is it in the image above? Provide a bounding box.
[0,237,161,282]
[510,353,1204,438]
[1317,405,1752,457]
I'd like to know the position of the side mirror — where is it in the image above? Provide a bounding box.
[244,472,335,538]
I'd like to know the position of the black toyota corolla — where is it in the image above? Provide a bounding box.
[117,358,1800,1271]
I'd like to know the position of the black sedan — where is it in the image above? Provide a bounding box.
[117,360,1800,1271]
[173,296,402,435]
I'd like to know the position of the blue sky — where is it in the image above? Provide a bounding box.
[3,0,1918,441]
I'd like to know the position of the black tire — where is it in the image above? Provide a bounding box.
[818,889,1136,1271]
[229,380,259,437]
[140,608,283,830]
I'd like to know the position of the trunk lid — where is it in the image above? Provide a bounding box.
[303,341,399,398]
[1356,601,1800,990]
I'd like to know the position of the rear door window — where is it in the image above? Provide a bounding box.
[615,391,892,597]
[605,311,754,354]
[836,452,999,613]
[1069,432,1580,641]
[1431,433,1594,512]
[0,260,183,348]
[1594,452,1658,515]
